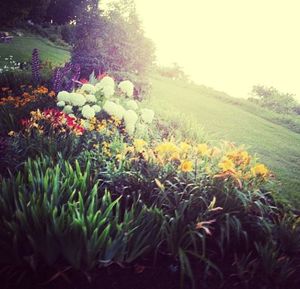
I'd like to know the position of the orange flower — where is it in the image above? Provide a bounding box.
[48,91,56,97]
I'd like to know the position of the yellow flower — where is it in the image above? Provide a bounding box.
[155,142,179,155]
[251,164,269,178]
[125,146,135,154]
[179,160,193,172]
[227,150,250,166]
[218,157,235,172]
[30,109,43,120]
[197,143,210,156]
[240,151,250,165]
[134,139,147,153]
[116,153,125,161]
[179,142,191,153]
[170,152,180,161]
[89,124,95,131]
[89,117,97,125]
[111,116,122,127]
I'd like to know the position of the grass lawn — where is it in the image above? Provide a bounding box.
[147,76,300,206]
[0,35,70,66]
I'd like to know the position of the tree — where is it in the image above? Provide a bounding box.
[71,0,155,94]
[71,0,105,77]
[157,63,189,81]
[249,85,298,114]
[0,0,34,26]
[46,0,83,24]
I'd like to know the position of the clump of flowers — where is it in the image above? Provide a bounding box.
[0,85,55,108]
[115,139,271,189]
[118,80,134,97]
[56,75,155,137]
[0,55,22,73]
[20,108,85,136]
[52,62,81,93]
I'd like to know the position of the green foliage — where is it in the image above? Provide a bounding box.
[0,157,163,277]
[0,70,52,89]
[71,0,155,94]
[250,85,300,115]
[0,126,299,288]
[0,0,83,26]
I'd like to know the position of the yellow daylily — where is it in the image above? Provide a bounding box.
[179,160,193,172]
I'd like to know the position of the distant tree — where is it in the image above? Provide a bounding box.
[249,85,299,114]
[157,63,189,81]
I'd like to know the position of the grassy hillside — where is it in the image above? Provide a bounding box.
[147,76,300,206]
[0,35,70,66]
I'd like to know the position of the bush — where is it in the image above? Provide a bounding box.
[61,24,75,44]
[250,85,299,115]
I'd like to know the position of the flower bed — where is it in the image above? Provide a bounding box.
[0,77,299,289]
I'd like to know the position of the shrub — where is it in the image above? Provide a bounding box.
[250,85,299,115]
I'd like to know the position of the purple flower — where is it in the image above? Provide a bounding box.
[31,48,40,85]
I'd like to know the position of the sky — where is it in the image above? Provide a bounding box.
[132,0,300,100]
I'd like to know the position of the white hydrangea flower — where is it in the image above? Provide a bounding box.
[63,105,73,114]
[82,105,95,119]
[126,99,138,110]
[126,124,135,135]
[102,85,115,97]
[57,91,70,103]
[141,108,155,124]
[57,100,65,107]
[118,80,134,97]
[114,104,125,119]
[81,83,96,94]
[69,93,86,107]
[85,94,97,103]
[103,100,117,115]
[103,101,125,119]
[98,76,115,88]
[124,109,138,135]
[92,104,101,113]
[95,77,115,97]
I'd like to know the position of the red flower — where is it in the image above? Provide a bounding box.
[97,73,107,80]
[66,116,76,127]
[20,118,30,127]
[74,124,85,135]
[79,78,89,84]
